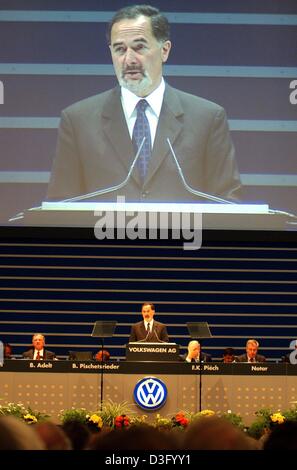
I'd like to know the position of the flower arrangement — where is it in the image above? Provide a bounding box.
[23,413,38,424]
[86,413,103,430]
[0,402,49,423]
[193,409,215,419]
[114,414,130,429]
[59,408,103,432]
[282,405,297,422]
[59,407,88,425]
[171,411,189,428]
[153,413,172,430]
[130,414,148,426]
[270,412,285,425]
[153,411,191,430]
[221,410,245,430]
[247,408,287,439]
[3,398,297,441]
[59,400,134,430]
[99,400,134,428]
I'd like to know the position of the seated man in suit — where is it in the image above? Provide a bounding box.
[22,333,57,360]
[129,302,169,343]
[281,339,297,363]
[94,349,111,361]
[4,343,13,359]
[183,340,212,363]
[222,347,238,363]
[237,339,266,363]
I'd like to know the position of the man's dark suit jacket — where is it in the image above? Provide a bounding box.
[129,320,169,343]
[237,354,266,363]
[22,349,56,360]
[281,353,290,363]
[47,84,241,202]
[182,352,212,363]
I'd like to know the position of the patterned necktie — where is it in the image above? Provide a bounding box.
[146,322,150,333]
[36,351,40,360]
[132,99,152,182]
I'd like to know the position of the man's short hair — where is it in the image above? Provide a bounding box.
[223,347,235,356]
[107,4,170,44]
[142,302,155,311]
[32,333,45,341]
[246,339,259,348]
[189,340,200,348]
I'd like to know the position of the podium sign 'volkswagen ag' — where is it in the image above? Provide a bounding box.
[134,377,167,410]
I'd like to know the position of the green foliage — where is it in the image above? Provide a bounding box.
[0,402,49,423]
[221,411,245,430]
[59,407,89,424]
[247,407,273,439]
[246,408,285,439]
[0,402,27,419]
[153,414,173,430]
[282,405,297,422]
[99,399,134,427]
[4,398,297,439]
[247,417,268,439]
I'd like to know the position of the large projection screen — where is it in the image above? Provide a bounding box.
[0,0,296,230]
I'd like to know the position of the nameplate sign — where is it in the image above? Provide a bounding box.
[126,342,179,362]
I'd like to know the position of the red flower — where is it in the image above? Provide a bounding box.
[114,414,130,429]
[173,412,189,428]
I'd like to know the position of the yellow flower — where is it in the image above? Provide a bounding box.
[270,412,285,424]
[23,413,38,424]
[200,409,215,417]
[88,414,103,428]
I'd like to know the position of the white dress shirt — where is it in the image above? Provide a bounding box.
[33,348,44,360]
[145,320,154,333]
[121,78,165,147]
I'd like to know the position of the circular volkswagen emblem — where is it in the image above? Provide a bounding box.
[134,377,167,411]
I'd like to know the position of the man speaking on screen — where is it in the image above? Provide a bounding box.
[47,4,241,204]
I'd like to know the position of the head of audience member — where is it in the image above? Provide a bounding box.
[34,421,72,450]
[62,421,92,450]
[141,302,155,323]
[32,333,45,351]
[183,416,259,450]
[246,339,259,361]
[187,340,200,361]
[95,349,110,362]
[107,5,171,97]
[0,415,45,450]
[89,424,178,450]
[263,420,297,450]
[223,347,236,363]
[4,343,12,359]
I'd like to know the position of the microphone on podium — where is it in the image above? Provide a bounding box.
[137,327,151,343]
[61,137,146,203]
[153,325,167,343]
[166,138,235,205]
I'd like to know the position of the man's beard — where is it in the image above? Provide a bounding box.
[119,68,153,96]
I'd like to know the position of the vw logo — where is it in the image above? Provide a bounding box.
[134,377,167,411]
